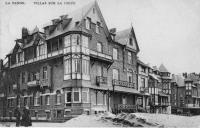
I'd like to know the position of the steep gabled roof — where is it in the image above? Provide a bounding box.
[115,27,140,52]
[45,1,111,40]
[159,64,169,73]
[172,75,185,87]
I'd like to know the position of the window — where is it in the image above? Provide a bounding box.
[141,67,145,73]
[28,72,31,82]
[18,52,23,62]
[39,44,46,56]
[127,71,132,83]
[72,58,81,73]
[141,78,145,87]
[96,22,101,34]
[65,90,72,103]
[128,51,132,64]
[64,59,71,75]
[82,35,89,48]
[73,88,80,102]
[113,69,119,80]
[97,65,103,77]
[71,34,80,46]
[113,48,118,60]
[34,92,40,106]
[52,41,59,51]
[43,66,47,79]
[64,35,70,47]
[45,95,50,105]
[24,97,28,106]
[22,72,26,84]
[82,88,89,103]
[56,91,61,104]
[82,59,89,75]
[85,17,91,30]
[122,96,127,105]
[97,42,102,53]
[129,38,133,46]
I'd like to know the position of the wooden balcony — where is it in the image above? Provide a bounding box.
[90,50,113,63]
[112,79,135,89]
[96,76,107,85]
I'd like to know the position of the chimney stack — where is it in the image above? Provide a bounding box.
[22,27,29,38]
[0,59,3,71]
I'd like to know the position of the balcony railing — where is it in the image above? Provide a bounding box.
[96,76,107,85]
[112,79,135,89]
[114,104,137,110]
[90,50,113,63]
[10,49,63,68]
[27,80,40,87]
[40,79,50,87]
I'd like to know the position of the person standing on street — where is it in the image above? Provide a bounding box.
[21,106,32,127]
[14,105,21,127]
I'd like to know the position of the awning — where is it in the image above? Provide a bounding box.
[45,110,50,112]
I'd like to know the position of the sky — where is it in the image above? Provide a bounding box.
[0,0,200,74]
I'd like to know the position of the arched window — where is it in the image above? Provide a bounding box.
[56,90,61,104]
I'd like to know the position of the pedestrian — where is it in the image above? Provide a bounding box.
[21,106,32,127]
[14,105,21,127]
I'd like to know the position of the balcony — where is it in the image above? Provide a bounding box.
[140,87,149,93]
[112,79,135,89]
[40,79,50,87]
[96,76,107,85]
[114,104,137,110]
[27,80,40,87]
[64,46,90,55]
[90,50,113,63]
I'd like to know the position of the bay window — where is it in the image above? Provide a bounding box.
[72,57,81,73]
[71,34,80,46]
[82,35,89,48]
[64,58,71,75]
[82,58,89,75]
[82,88,89,103]
[73,88,80,102]
[65,89,72,103]
[64,35,70,47]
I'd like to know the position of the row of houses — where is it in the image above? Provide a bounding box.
[0,1,198,121]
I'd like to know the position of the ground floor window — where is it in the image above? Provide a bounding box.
[73,88,80,102]
[82,88,89,103]
[56,91,61,105]
[34,92,40,106]
[45,95,50,105]
[65,88,72,103]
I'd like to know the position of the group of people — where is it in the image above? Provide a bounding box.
[14,105,32,127]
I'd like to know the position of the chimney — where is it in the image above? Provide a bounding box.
[109,28,116,41]
[60,15,68,20]
[110,28,116,34]
[0,59,3,71]
[52,18,60,25]
[22,27,29,38]
[183,72,188,78]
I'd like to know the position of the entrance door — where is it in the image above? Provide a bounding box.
[122,96,126,105]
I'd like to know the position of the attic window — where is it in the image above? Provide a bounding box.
[129,38,133,46]
[85,17,91,30]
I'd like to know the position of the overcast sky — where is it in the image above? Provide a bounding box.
[0,0,200,74]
